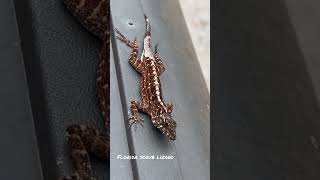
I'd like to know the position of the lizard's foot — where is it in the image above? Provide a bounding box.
[115,28,136,48]
[128,115,144,130]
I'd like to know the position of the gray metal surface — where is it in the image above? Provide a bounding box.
[214,0,320,179]
[110,0,210,180]
[13,0,109,179]
[0,0,43,179]
[285,0,320,104]
[110,45,134,180]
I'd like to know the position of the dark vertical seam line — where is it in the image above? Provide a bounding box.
[110,19,140,180]
[11,0,57,179]
[9,0,44,179]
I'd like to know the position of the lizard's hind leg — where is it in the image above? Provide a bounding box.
[128,101,145,130]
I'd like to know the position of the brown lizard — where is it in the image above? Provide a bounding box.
[115,15,177,140]
[61,0,109,179]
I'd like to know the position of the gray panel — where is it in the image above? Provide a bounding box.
[110,0,210,179]
[285,0,320,105]
[0,0,43,179]
[214,0,320,180]
[110,44,134,180]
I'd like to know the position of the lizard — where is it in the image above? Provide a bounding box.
[115,15,177,140]
[61,0,109,179]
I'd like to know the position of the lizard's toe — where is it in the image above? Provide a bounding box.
[128,115,144,129]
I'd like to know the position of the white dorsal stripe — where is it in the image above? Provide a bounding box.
[144,36,154,60]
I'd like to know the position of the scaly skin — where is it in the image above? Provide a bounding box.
[115,15,177,140]
[61,0,109,179]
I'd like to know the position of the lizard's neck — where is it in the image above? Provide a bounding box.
[143,36,154,60]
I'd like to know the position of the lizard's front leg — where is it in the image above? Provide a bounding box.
[128,100,145,129]
[115,28,144,73]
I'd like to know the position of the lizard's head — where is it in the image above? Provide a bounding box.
[152,113,177,140]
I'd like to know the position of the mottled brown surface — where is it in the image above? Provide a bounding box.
[97,42,109,131]
[62,125,109,180]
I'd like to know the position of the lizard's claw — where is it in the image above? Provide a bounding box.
[128,115,144,130]
[115,28,135,48]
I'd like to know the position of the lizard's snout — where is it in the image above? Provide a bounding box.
[153,114,177,140]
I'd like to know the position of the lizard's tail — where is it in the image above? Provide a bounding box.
[144,14,151,37]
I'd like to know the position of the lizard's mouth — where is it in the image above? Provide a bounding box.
[152,113,177,140]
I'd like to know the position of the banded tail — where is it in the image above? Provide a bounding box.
[144,14,151,37]
[143,14,153,54]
